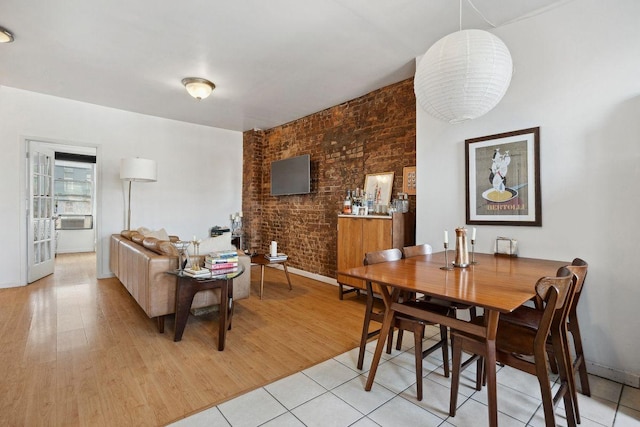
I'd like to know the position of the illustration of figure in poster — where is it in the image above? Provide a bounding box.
[475,140,528,215]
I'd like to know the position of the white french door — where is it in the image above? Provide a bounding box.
[27,140,56,283]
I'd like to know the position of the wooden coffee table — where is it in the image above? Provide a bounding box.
[250,253,293,299]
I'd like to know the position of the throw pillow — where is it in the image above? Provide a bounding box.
[188,232,233,255]
[137,226,152,235]
[137,227,170,241]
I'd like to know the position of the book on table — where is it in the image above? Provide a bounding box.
[182,267,213,278]
[204,261,238,270]
[209,267,238,276]
[207,249,238,260]
[264,253,288,261]
[206,256,239,264]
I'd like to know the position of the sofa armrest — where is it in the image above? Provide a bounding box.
[233,253,251,300]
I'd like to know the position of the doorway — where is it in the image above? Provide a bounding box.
[25,139,100,284]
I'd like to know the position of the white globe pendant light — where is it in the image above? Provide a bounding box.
[414,29,513,124]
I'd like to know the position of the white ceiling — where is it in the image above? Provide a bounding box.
[1,0,569,132]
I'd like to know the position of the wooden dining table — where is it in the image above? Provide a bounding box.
[339,251,567,427]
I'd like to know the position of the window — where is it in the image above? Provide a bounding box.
[54,160,94,230]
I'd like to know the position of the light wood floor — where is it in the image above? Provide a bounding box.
[0,253,370,426]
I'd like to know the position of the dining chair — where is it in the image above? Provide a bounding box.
[499,259,589,421]
[356,248,452,401]
[402,244,477,321]
[449,267,578,427]
[564,258,590,396]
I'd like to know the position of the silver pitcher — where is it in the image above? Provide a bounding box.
[454,227,470,268]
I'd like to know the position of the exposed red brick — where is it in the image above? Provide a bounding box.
[242,78,416,279]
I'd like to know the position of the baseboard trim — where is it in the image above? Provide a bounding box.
[262,264,338,286]
[587,361,640,388]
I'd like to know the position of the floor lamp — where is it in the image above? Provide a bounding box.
[120,158,157,231]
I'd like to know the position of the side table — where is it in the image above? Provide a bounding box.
[169,266,244,351]
[250,254,293,300]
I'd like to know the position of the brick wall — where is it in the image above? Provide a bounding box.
[242,78,416,279]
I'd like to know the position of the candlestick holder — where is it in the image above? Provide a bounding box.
[191,239,202,271]
[440,243,454,271]
[470,239,478,265]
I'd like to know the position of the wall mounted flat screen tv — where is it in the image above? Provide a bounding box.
[271,154,311,196]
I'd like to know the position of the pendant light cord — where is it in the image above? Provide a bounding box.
[465,0,497,28]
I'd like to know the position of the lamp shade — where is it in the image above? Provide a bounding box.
[414,29,513,124]
[120,158,157,182]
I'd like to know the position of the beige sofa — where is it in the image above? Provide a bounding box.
[109,230,250,332]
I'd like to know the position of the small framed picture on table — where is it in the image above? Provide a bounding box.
[364,172,394,208]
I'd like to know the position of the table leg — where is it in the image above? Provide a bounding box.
[485,310,500,427]
[260,265,265,300]
[174,277,194,342]
[217,278,229,351]
[227,277,235,331]
[365,285,395,391]
[282,262,293,290]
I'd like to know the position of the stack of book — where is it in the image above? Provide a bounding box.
[264,253,288,262]
[205,249,239,276]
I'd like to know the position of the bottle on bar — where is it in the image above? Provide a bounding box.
[343,190,352,214]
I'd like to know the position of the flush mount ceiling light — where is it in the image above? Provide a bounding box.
[0,26,14,43]
[414,1,513,124]
[182,77,215,100]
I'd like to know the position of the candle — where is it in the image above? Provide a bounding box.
[472,227,477,240]
[444,230,448,244]
[239,211,243,218]
[193,235,196,242]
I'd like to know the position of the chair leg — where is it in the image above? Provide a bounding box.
[558,331,580,425]
[449,334,463,416]
[439,324,450,377]
[414,323,425,401]
[476,357,485,391]
[547,347,559,374]
[535,355,560,427]
[550,332,579,427]
[568,318,591,396]
[395,329,404,351]
[386,327,394,354]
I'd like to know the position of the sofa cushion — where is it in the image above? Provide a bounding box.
[188,232,233,255]
[121,230,134,240]
[131,232,145,244]
[143,237,179,256]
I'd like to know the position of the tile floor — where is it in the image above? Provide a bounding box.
[170,326,640,427]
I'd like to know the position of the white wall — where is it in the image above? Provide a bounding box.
[57,229,95,254]
[0,87,243,286]
[416,0,640,385]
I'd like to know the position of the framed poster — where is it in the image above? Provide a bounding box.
[465,127,541,226]
[364,172,394,207]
